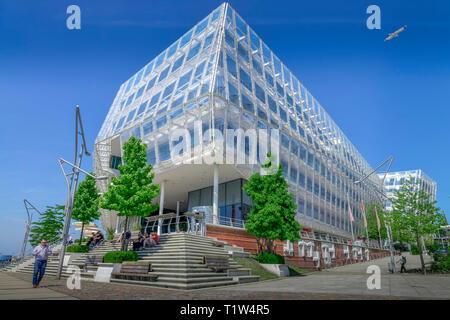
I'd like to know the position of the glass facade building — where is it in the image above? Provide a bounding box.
[378,170,437,211]
[94,3,384,240]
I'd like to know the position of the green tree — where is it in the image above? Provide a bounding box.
[100,136,160,251]
[389,177,446,274]
[359,202,387,240]
[72,173,101,245]
[242,153,301,254]
[29,205,65,247]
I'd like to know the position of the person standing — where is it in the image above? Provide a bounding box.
[32,239,52,288]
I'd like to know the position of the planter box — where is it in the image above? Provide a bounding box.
[260,264,290,277]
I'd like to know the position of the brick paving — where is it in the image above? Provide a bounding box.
[7,272,418,300]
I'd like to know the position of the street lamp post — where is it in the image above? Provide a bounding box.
[56,158,107,279]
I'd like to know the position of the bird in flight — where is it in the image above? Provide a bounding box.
[384,25,407,41]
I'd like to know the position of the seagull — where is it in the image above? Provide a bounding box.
[384,25,407,41]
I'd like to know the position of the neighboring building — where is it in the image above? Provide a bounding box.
[94,3,384,242]
[378,169,437,211]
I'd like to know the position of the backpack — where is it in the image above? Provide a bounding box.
[402,256,406,264]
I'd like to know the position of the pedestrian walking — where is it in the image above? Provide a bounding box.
[32,239,52,288]
[396,252,407,273]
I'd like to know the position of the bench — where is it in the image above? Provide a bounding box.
[74,255,104,272]
[203,255,230,272]
[111,261,158,281]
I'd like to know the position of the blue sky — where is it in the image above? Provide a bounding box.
[0,0,449,255]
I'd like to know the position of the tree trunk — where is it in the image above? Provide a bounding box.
[79,222,84,245]
[416,232,426,275]
[121,216,129,252]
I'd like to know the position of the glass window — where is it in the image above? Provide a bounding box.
[203,33,214,49]
[156,115,167,129]
[268,96,277,114]
[307,177,313,192]
[279,108,287,123]
[171,54,185,73]
[158,140,170,162]
[307,152,314,168]
[177,70,193,91]
[306,201,312,217]
[228,81,239,105]
[225,29,235,48]
[147,147,156,165]
[265,71,273,88]
[137,101,148,116]
[290,166,297,184]
[255,83,265,104]
[154,53,165,70]
[166,41,179,60]
[314,182,319,196]
[252,58,262,76]
[257,106,267,121]
[300,144,306,162]
[226,54,237,78]
[239,68,252,92]
[180,30,193,48]
[187,42,201,61]
[241,92,254,113]
[162,82,176,100]
[158,66,170,83]
[146,77,157,92]
[238,42,249,63]
[143,121,153,136]
[195,17,208,36]
[143,61,155,79]
[135,86,145,100]
[299,170,306,188]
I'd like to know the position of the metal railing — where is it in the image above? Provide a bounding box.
[144,212,206,236]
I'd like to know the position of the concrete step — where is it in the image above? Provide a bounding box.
[227,268,251,276]
[151,272,229,279]
[110,277,238,290]
[235,275,260,284]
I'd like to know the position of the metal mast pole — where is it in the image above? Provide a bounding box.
[20,200,41,260]
[56,106,90,280]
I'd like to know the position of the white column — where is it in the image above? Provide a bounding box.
[213,164,219,225]
[157,180,165,236]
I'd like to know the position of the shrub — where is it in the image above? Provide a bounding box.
[66,245,89,253]
[257,252,285,264]
[103,251,138,263]
[431,253,450,272]
[426,243,440,254]
[411,244,420,255]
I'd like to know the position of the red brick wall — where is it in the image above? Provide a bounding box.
[206,224,390,270]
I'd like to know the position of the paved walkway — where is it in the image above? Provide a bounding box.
[0,272,77,300]
[3,253,448,300]
[223,253,450,299]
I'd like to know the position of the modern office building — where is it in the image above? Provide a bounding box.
[94,3,384,241]
[378,169,437,211]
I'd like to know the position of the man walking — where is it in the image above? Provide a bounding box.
[396,252,407,273]
[32,239,52,288]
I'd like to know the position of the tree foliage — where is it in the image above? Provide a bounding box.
[242,153,301,254]
[100,136,160,249]
[72,173,101,244]
[359,202,387,240]
[389,177,446,273]
[29,204,65,247]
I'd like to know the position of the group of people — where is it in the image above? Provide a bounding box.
[132,232,158,251]
[86,231,104,248]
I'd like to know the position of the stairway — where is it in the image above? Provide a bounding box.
[110,233,259,289]
[8,233,259,289]
[8,241,130,279]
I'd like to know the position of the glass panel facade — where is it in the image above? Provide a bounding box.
[96,3,384,238]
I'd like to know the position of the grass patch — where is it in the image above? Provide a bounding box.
[232,257,279,281]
